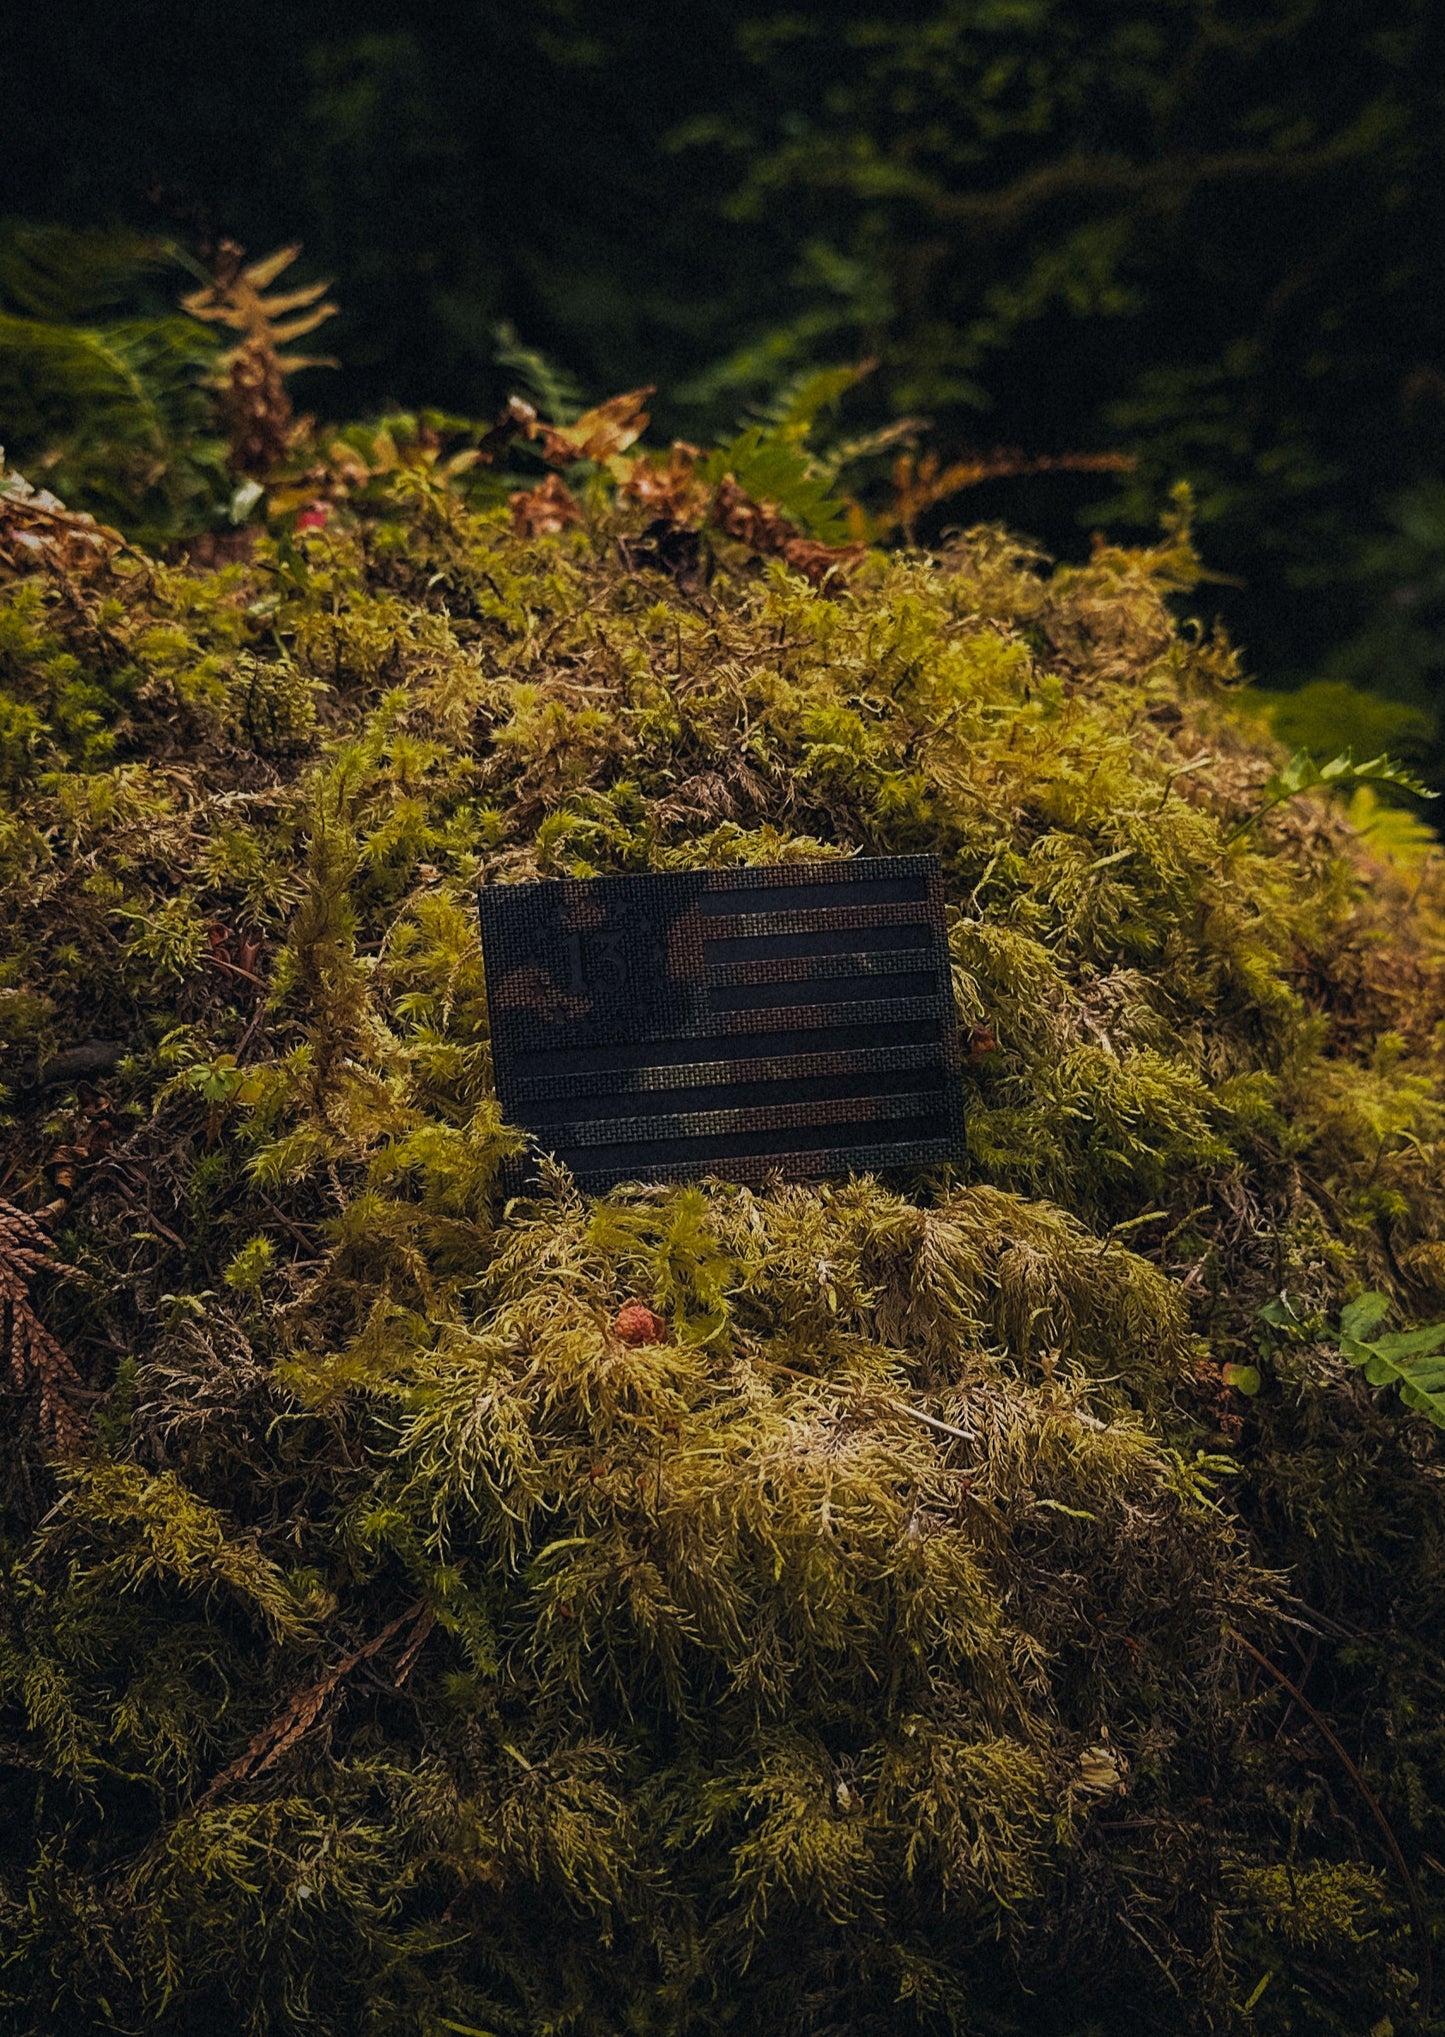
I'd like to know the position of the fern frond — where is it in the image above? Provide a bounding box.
[0,221,176,321]
[1338,1293,1445,1428]
[0,308,225,536]
[493,321,585,426]
[179,244,337,345]
[1225,749,1437,847]
[745,360,875,441]
[0,311,218,455]
[702,426,852,541]
[177,241,338,478]
[0,1199,84,1449]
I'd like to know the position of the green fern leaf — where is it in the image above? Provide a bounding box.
[701,426,852,540]
[0,228,228,540]
[0,322,227,540]
[1224,749,1437,847]
[1338,1293,1445,1428]
[0,221,174,321]
[747,361,872,440]
[492,320,585,425]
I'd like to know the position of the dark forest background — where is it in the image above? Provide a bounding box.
[4,0,1444,768]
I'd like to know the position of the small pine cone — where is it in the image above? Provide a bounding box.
[612,1302,667,1346]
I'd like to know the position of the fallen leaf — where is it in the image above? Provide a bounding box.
[711,475,866,587]
[510,473,583,537]
[534,388,654,467]
[1077,1743,1125,1793]
[0,466,123,579]
[622,441,709,521]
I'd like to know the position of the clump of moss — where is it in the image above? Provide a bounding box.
[1,451,1443,2036]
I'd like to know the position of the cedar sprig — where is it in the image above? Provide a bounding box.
[0,1199,84,1450]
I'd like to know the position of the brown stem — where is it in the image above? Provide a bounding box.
[913,133,1389,234]
[1227,1628,1433,2022]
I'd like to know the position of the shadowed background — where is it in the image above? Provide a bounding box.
[4,0,1444,765]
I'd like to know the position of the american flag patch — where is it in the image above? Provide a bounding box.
[479,855,966,1191]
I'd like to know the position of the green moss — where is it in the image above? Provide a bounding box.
[1,470,1443,2034]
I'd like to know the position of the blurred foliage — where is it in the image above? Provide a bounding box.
[685,0,1445,773]
[4,0,1444,756]
[5,1,1434,700]
[1323,485,1445,717]
[1256,681,1437,772]
[0,225,227,542]
[0,231,1127,585]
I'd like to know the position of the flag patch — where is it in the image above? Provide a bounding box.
[479,855,966,1190]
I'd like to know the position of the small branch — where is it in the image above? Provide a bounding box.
[203,953,268,989]
[1221,793,1287,848]
[892,1402,977,1446]
[765,1359,975,1451]
[200,1601,433,1804]
[1228,1628,1433,2022]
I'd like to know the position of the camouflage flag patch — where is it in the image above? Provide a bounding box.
[479,855,966,1191]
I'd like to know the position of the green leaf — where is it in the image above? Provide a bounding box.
[1223,750,1436,848]
[1338,1292,1391,1343]
[1258,1295,1305,1332]
[747,360,873,440]
[701,426,852,540]
[1221,1363,1261,1396]
[1336,1295,1445,1429]
[1369,1322,1445,1362]
[0,292,226,541]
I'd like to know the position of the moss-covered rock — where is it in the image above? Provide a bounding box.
[1,467,1443,2034]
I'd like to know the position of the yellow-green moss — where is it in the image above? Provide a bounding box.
[0,479,1443,2034]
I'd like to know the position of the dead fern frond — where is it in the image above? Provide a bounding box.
[879,447,1136,544]
[182,241,337,477]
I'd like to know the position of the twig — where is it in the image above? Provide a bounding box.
[203,954,268,989]
[893,1403,977,1446]
[201,1601,433,1803]
[765,1359,976,1450]
[1115,1908,1183,1997]
[232,981,274,1062]
[1227,1628,1433,2022]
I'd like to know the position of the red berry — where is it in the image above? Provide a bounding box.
[612,1302,667,1346]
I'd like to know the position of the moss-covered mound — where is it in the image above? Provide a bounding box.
[2,463,1444,2035]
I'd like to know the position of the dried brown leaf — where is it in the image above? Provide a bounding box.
[535,388,654,467]
[711,475,866,587]
[621,441,709,521]
[237,245,306,293]
[510,473,583,537]
[0,467,123,580]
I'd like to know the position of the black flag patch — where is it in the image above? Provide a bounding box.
[479,855,966,1191]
